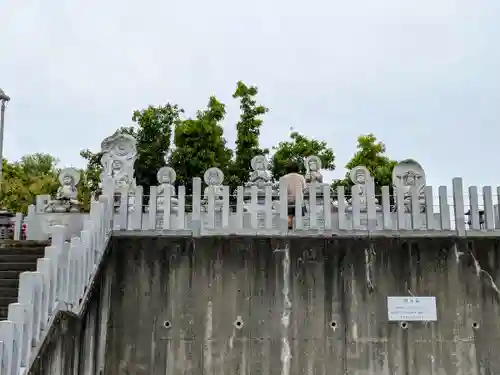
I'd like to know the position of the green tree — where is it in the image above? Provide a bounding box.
[133,104,183,192]
[270,132,335,180]
[169,96,233,193]
[332,133,397,197]
[0,153,60,213]
[229,81,269,189]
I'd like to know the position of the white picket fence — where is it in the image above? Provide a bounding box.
[0,195,113,375]
[113,177,500,235]
[1,176,500,374]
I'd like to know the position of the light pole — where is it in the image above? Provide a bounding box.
[0,89,10,185]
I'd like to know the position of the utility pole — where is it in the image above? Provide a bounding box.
[0,89,11,185]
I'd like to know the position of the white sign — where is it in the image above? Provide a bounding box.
[387,296,437,321]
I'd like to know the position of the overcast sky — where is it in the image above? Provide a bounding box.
[1,0,499,189]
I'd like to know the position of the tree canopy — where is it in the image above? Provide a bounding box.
[229,81,269,188]
[169,96,233,193]
[133,104,183,192]
[0,153,60,213]
[270,132,335,180]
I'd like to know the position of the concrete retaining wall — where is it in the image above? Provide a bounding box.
[31,234,500,374]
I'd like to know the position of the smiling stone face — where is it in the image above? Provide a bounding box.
[355,170,365,184]
[63,175,73,185]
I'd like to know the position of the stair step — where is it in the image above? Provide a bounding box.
[0,248,45,257]
[0,296,18,307]
[0,279,19,288]
[0,287,19,299]
[0,263,37,272]
[0,254,44,263]
[0,271,25,279]
[0,241,50,249]
[0,306,8,320]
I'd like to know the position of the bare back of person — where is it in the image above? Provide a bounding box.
[283,173,306,202]
[282,172,306,229]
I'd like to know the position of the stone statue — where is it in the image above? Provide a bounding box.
[392,159,426,212]
[45,168,81,213]
[99,131,137,192]
[305,155,323,184]
[347,166,380,212]
[248,155,272,189]
[202,167,225,212]
[156,166,178,213]
[304,154,326,200]
[244,155,276,213]
[99,131,138,211]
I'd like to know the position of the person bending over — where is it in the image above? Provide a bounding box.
[282,161,307,229]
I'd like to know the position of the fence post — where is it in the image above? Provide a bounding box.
[7,303,25,372]
[131,186,143,230]
[28,272,43,344]
[177,186,186,230]
[337,186,347,230]
[13,213,22,241]
[0,320,16,375]
[192,178,202,236]
[17,272,34,368]
[309,185,318,230]
[279,177,288,233]
[222,186,230,230]
[452,177,466,236]
[36,258,51,331]
[264,186,273,231]
[235,186,244,231]
[25,205,38,240]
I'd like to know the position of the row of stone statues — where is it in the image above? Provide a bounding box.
[45,157,426,215]
[44,130,427,214]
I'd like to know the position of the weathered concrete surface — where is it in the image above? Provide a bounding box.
[29,310,80,375]
[31,235,500,374]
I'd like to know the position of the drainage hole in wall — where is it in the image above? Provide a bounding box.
[234,318,244,329]
[163,320,172,329]
[472,322,479,329]
[330,320,337,329]
[400,321,408,329]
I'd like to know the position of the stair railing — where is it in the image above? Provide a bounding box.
[0,194,113,375]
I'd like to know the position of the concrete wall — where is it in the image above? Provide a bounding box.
[31,234,500,375]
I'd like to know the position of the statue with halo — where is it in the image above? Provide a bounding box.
[243,155,276,212]
[201,167,225,212]
[246,155,272,191]
[304,155,324,185]
[155,166,179,213]
[45,168,82,213]
[99,131,137,191]
[99,131,138,211]
[392,159,426,212]
[346,166,381,212]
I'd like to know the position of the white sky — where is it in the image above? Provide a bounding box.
[1,0,499,190]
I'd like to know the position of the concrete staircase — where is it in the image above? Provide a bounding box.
[0,240,48,320]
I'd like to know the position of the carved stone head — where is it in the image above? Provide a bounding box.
[114,135,135,158]
[349,166,372,186]
[204,167,224,186]
[157,167,176,185]
[251,155,268,172]
[305,155,321,172]
[63,175,73,186]
[403,171,417,186]
[392,159,426,190]
[58,168,80,188]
